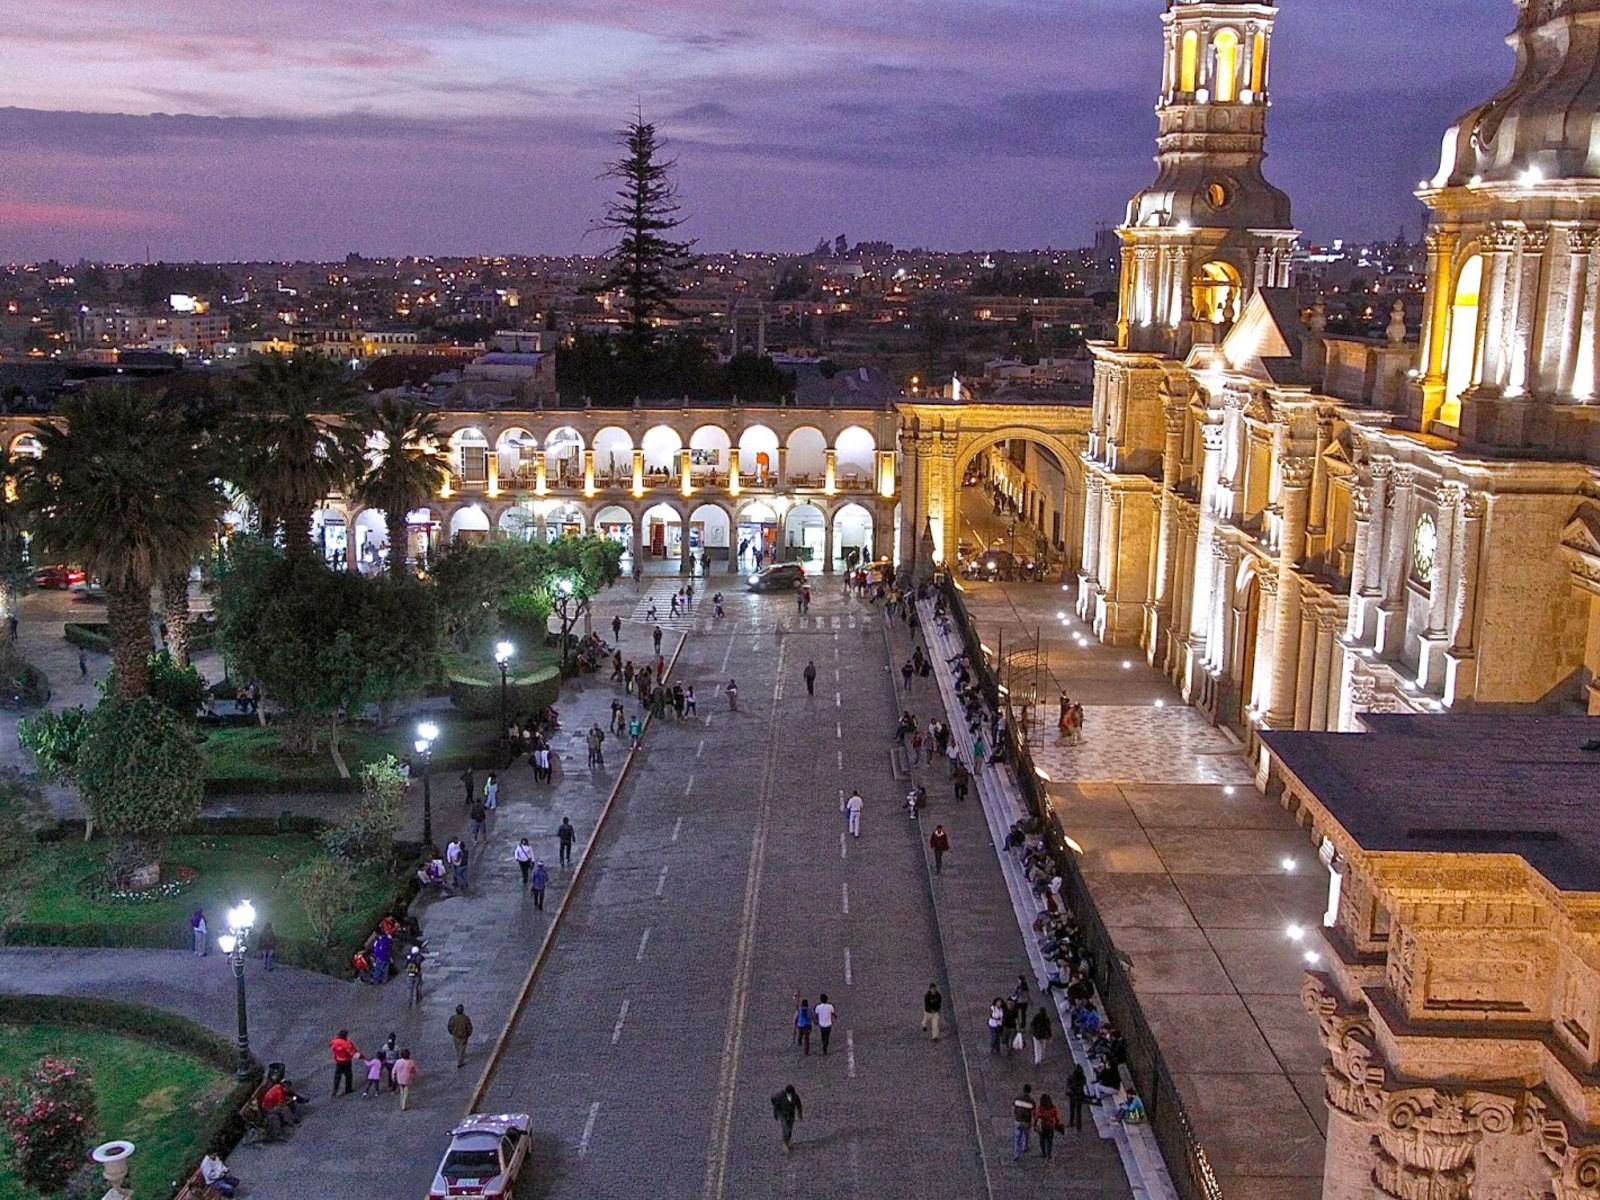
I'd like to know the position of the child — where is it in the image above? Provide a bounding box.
[361,1054,383,1098]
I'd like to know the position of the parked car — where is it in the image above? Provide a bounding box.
[32,564,85,590]
[747,563,806,592]
[427,1113,531,1200]
[70,580,106,602]
[961,549,1016,582]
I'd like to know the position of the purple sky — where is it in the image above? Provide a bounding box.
[1,0,1513,262]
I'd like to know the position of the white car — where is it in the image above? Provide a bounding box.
[427,1113,531,1200]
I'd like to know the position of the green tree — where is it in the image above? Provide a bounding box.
[0,1055,97,1196]
[227,354,365,555]
[18,388,225,700]
[74,698,203,841]
[354,396,445,573]
[322,754,404,866]
[431,535,622,657]
[100,650,207,720]
[593,116,696,352]
[288,856,351,947]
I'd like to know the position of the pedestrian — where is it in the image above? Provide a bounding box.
[78,646,87,677]
[988,999,1004,1055]
[557,817,575,866]
[814,993,835,1055]
[362,1052,384,1098]
[1012,974,1031,1029]
[612,614,622,642]
[713,592,725,618]
[611,699,626,733]
[1002,996,1021,1054]
[624,661,636,693]
[447,1004,473,1067]
[929,824,950,873]
[725,678,739,711]
[469,796,488,845]
[1030,1006,1052,1066]
[329,1030,359,1097]
[771,1084,802,1153]
[653,624,663,654]
[901,659,914,690]
[922,984,943,1040]
[514,838,533,889]
[1035,1092,1062,1160]
[628,715,643,748]
[671,593,680,618]
[446,838,466,890]
[803,660,816,696]
[1068,1064,1088,1131]
[392,1049,418,1110]
[405,947,424,1008]
[685,685,697,716]
[190,908,208,956]
[953,761,971,803]
[586,723,605,768]
[1012,1084,1036,1160]
[845,789,863,838]
[794,999,812,1055]
[460,767,474,805]
[534,744,552,783]
[530,860,548,910]
[258,921,277,970]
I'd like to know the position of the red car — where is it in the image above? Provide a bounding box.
[32,565,85,589]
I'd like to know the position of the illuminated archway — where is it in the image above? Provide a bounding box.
[738,424,780,483]
[1213,29,1241,103]
[592,427,634,483]
[641,425,683,474]
[1193,260,1242,326]
[832,503,874,570]
[785,503,826,567]
[1441,254,1484,427]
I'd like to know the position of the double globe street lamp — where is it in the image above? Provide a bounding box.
[215,900,257,1081]
[494,640,515,765]
[415,721,439,850]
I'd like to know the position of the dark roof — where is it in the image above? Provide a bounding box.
[1261,715,1600,892]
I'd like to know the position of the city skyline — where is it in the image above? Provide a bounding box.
[4,0,1508,262]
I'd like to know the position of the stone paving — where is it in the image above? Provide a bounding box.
[955,494,1330,1200]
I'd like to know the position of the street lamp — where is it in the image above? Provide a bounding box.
[414,721,438,850]
[553,577,577,677]
[215,899,256,1081]
[494,641,515,765]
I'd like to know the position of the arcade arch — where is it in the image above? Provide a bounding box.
[690,501,732,566]
[834,425,876,485]
[785,503,826,566]
[643,502,684,561]
[496,428,538,489]
[641,426,683,475]
[449,428,490,485]
[544,426,584,487]
[449,503,491,542]
[738,425,780,484]
[736,500,779,568]
[689,425,731,478]
[592,427,634,484]
[832,503,874,569]
[787,427,827,483]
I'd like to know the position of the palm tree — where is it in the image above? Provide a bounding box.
[355,396,446,573]
[227,353,365,556]
[19,389,225,700]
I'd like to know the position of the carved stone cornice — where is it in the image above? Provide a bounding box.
[1350,672,1379,710]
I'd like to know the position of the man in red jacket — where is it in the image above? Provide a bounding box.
[329,1030,360,1097]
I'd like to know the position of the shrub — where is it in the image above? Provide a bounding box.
[447,667,561,719]
[287,856,352,947]
[0,1054,98,1195]
[75,698,204,842]
[321,756,402,867]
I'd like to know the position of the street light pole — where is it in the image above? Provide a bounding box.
[555,577,576,677]
[494,641,514,767]
[216,900,256,1081]
[415,722,438,851]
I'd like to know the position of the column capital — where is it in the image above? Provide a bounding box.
[1483,221,1522,254]
[1302,976,1384,1121]
[1523,226,1552,256]
[1278,456,1315,491]
[1391,465,1418,491]
[1369,455,1395,481]
[1436,481,1468,512]
[1200,422,1227,453]
[1315,608,1343,635]
[1568,225,1600,256]
[1353,486,1374,523]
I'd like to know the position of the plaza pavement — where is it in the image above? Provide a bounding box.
[1,564,1147,1199]
[957,481,1329,1200]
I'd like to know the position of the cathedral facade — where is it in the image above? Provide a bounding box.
[1080,0,1600,774]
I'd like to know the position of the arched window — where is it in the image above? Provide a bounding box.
[1250,31,1268,94]
[1213,30,1241,104]
[1180,31,1200,94]
[1192,261,1243,326]
[1441,255,1484,428]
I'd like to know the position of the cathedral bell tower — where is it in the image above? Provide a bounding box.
[1117,0,1298,358]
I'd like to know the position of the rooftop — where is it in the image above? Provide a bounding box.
[1261,715,1600,893]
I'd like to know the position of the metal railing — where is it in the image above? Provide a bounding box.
[939,577,1226,1200]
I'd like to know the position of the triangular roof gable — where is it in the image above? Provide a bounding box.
[1220,289,1304,379]
[1561,504,1600,556]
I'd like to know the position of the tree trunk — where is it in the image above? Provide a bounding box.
[164,570,192,667]
[284,505,317,558]
[105,583,151,700]
[386,505,405,573]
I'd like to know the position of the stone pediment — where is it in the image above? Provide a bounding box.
[1219,289,1307,383]
[1560,504,1600,557]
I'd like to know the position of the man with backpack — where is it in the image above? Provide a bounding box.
[771,1084,803,1153]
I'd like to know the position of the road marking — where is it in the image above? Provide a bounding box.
[846,1031,857,1079]
[835,722,842,739]
[636,928,651,961]
[611,999,630,1045]
[696,739,705,758]
[720,637,734,672]
[579,1101,600,1157]
[841,883,849,915]
[837,749,843,771]
[844,948,853,985]
[685,775,695,795]
[671,817,683,843]
[655,865,669,897]
[835,668,840,681]
[702,641,787,1200]
[705,716,714,729]
[849,1137,862,1195]
[839,831,847,859]
[835,691,841,708]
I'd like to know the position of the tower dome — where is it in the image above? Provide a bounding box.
[1434,0,1600,187]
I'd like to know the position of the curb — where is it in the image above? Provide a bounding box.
[465,627,691,1114]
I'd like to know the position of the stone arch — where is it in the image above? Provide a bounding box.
[544,425,585,486]
[8,432,42,459]
[448,426,491,486]
[592,426,634,484]
[784,502,826,567]
[495,427,538,490]
[733,498,781,571]
[831,501,875,570]
[642,500,686,562]
[833,424,876,484]
[689,424,732,478]
[351,508,388,570]
[949,426,1087,570]
[690,500,733,569]
[738,424,780,484]
[542,500,586,540]
[641,425,683,474]
[449,502,492,542]
[786,425,827,482]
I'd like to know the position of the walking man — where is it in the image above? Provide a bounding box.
[405,948,424,1008]
[460,767,474,805]
[1068,1064,1087,1131]
[612,614,622,643]
[814,994,836,1055]
[771,1084,802,1153]
[329,1030,359,1097]
[392,1049,417,1111]
[514,838,533,889]
[1012,1084,1036,1160]
[921,984,943,1040]
[845,789,863,838]
[953,761,971,803]
[557,817,576,866]
[530,860,548,910]
[469,796,488,846]
[929,824,950,873]
[653,624,663,655]
[1030,1006,1052,1066]
[803,660,817,696]
[447,1005,474,1068]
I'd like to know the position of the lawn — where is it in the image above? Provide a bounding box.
[198,717,503,782]
[0,1023,232,1200]
[20,833,395,950]
[443,642,562,684]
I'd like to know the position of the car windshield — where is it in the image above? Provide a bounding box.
[443,1149,501,1179]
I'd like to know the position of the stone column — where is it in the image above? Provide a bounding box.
[1209,542,1239,674]
[1151,400,1187,660]
[1266,457,1314,727]
[1362,458,1393,602]
[535,456,548,496]
[1097,485,1126,640]
[1310,610,1339,730]
[1419,228,1458,391]
[582,449,595,496]
[728,447,742,496]
[632,449,645,496]
[486,450,500,496]
[1559,226,1598,396]
[680,515,694,576]
[1376,466,1414,657]
[824,449,838,494]
[1347,482,1374,642]
[1078,474,1104,619]
[1478,222,1520,393]
[1416,483,1462,691]
[629,514,643,566]
[777,446,789,487]
[1294,603,1318,731]
[1444,493,1487,705]
[1511,226,1549,395]
[822,515,835,575]
[679,449,693,498]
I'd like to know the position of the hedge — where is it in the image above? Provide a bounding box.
[447,666,561,719]
[0,993,263,1173]
[65,623,219,655]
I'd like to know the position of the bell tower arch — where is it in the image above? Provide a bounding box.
[1117,0,1299,358]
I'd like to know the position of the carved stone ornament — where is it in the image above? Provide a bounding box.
[1279,456,1315,491]
[1523,227,1552,255]
[1483,222,1523,254]
[1542,1108,1600,1200]
[1386,928,1418,1008]
[1301,976,1386,1120]
[1370,456,1396,482]
[1354,487,1375,523]
[1350,673,1379,711]
[1568,226,1600,257]
[1371,1088,1526,1200]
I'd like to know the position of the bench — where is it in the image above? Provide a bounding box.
[172,1166,223,1200]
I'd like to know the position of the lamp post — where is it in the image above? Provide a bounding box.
[215,900,256,1081]
[494,641,514,765]
[553,577,576,677]
[414,722,438,850]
